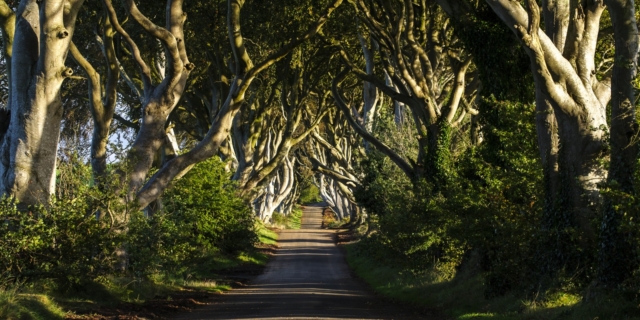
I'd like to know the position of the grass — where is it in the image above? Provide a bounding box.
[285,208,303,229]
[344,242,640,320]
[0,259,247,319]
[270,207,303,229]
[257,221,279,245]
[0,286,66,320]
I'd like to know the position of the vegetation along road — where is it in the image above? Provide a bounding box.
[175,203,419,320]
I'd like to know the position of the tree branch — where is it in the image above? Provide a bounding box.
[332,67,415,179]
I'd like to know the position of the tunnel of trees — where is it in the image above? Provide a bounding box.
[0,0,640,317]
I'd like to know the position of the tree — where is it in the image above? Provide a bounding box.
[135,0,343,209]
[334,0,478,188]
[436,0,640,281]
[68,4,120,186]
[598,0,639,286]
[0,0,85,205]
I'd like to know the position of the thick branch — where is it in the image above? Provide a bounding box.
[332,68,415,178]
[103,0,153,92]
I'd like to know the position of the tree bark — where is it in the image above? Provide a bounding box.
[598,0,639,285]
[0,0,84,205]
[69,11,119,185]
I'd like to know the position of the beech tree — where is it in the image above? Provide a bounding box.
[307,113,362,222]
[135,0,343,209]
[0,0,85,205]
[435,0,638,278]
[598,0,638,285]
[68,5,119,186]
[0,0,343,209]
[236,56,332,193]
[334,0,478,187]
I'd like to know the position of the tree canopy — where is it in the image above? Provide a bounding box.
[0,0,639,316]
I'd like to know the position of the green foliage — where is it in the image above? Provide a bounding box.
[598,175,640,287]
[298,184,322,204]
[346,242,640,319]
[1,156,262,289]
[0,195,124,287]
[0,156,274,319]
[355,99,550,297]
[355,151,464,279]
[127,157,257,277]
[427,120,455,189]
[352,96,639,314]
[452,4,534,103]
[453,101,544,297]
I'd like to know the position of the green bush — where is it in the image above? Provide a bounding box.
[354,100,547,296]
[127,157,257,276]
[0,194,123,287]
[0,156,259,285]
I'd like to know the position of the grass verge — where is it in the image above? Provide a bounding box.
[285,207,303,229]
[0,224,279,320]
[344,242,640,320]
[271,207,303,229]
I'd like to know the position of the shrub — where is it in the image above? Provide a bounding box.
[0,194,123,287]
[353,99,547,296]
[127,157,257,276]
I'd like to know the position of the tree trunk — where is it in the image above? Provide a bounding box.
[598,0,639,286]
[0,0,84,205]
[69,12,119,186]
[485,0,610,273]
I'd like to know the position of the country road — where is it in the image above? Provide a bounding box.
[174,203,422,320]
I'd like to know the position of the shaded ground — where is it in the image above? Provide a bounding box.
[63,246,276,320]
[173,203,428,320]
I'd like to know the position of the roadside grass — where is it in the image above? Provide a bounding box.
[285,208,302,229]
[345,243,640,320]
[257,220,279,245]
[270,207,303,229]
[0,222,279,319]
[0,286,67,320]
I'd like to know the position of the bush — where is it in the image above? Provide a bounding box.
[0,156,259,284]
[0,194,124,287]
[353,100,547,295]
[127,157,257,276]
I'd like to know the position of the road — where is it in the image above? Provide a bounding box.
[173,203,421,320]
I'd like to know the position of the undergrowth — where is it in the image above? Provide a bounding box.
[0,157,279,319]
[0,236,275,319]
[345,242,640,320]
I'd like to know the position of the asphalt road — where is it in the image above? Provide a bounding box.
[174,203,421,320]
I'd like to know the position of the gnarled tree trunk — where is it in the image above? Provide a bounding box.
[0,0,84,205]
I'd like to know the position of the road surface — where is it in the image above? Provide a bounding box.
[174,203,421,319]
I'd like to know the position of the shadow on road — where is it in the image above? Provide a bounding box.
[173,204,425,320]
